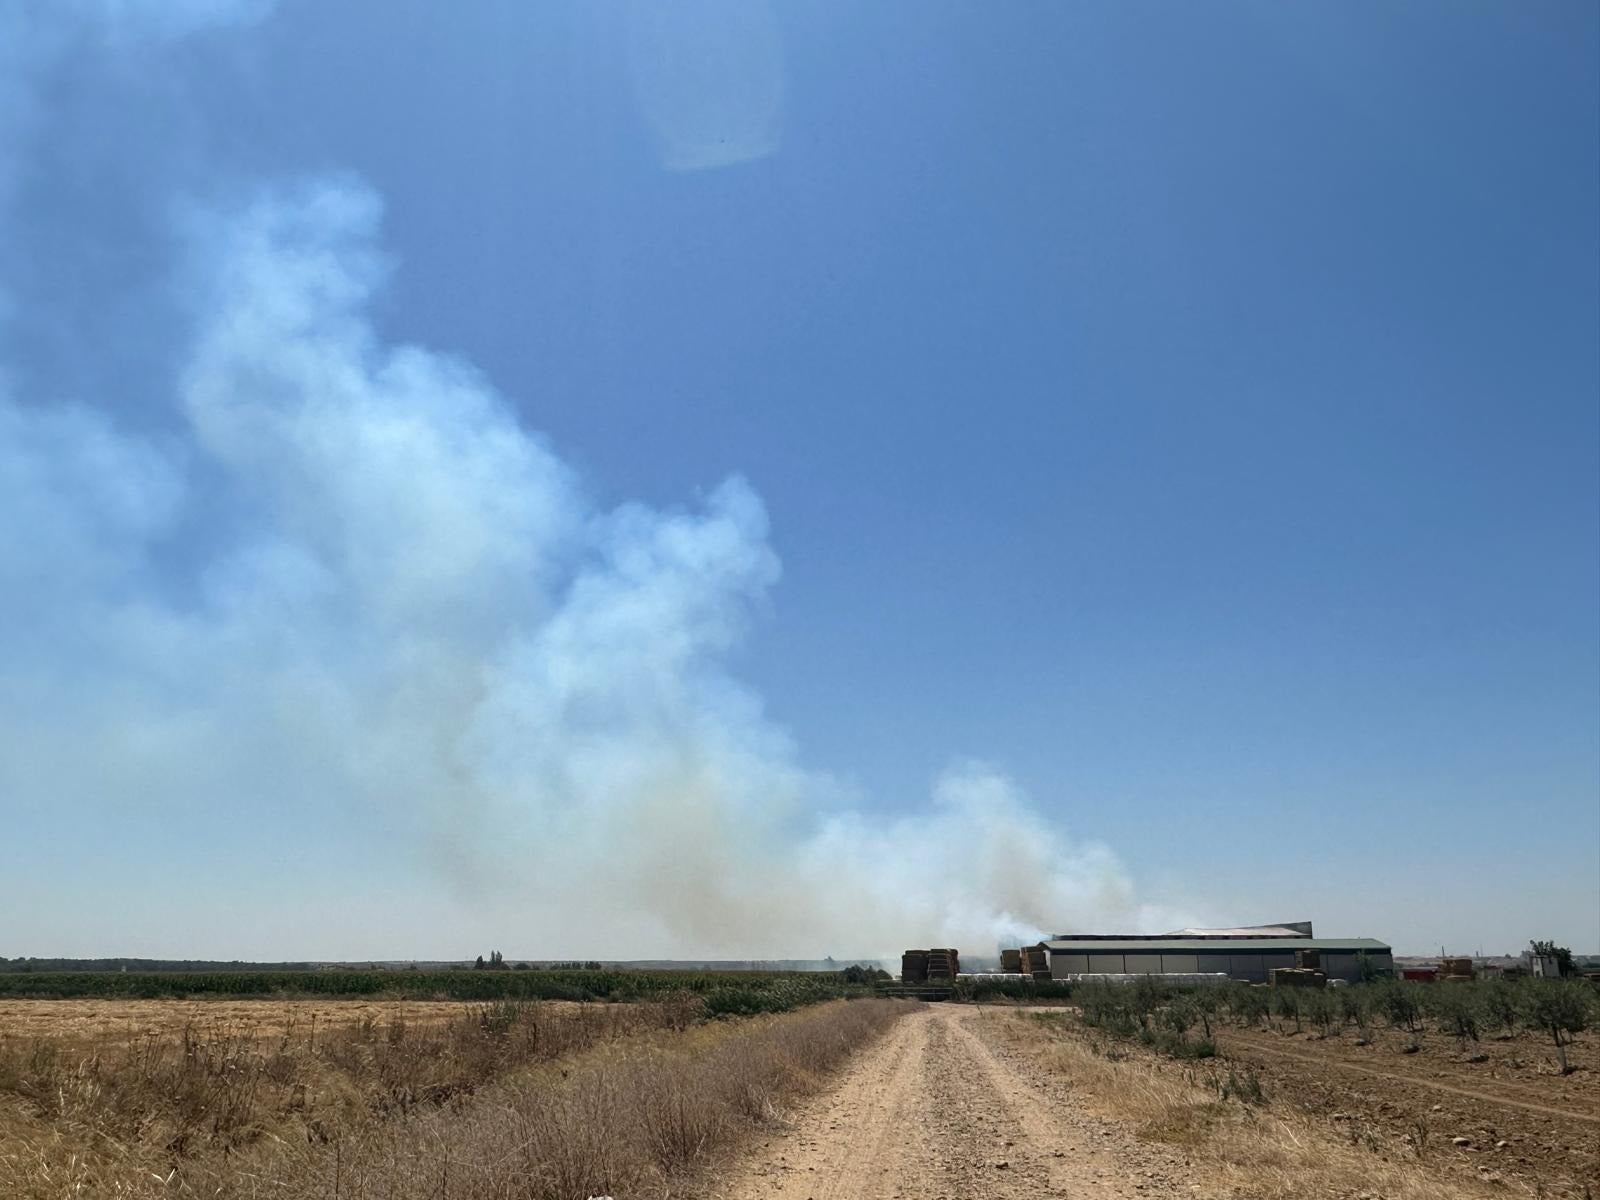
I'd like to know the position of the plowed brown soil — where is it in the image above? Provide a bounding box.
[1216,1025,1600,1191]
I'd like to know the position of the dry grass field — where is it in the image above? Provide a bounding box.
[4,987,1594,1198]
[0,999,481,1048]
[0,993,906,1199]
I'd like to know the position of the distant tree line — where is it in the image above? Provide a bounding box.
[0,968,873,1007]
[4,956,643,975]
[839,964,892,985]
[0,958,319,973]
[470,953,606,971]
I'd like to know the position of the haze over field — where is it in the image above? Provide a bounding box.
[2,2,1595,958]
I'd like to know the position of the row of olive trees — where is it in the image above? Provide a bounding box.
[1076,977,1219,1057]
[1215,978,1597,1074]
[1075,976,1597,1076]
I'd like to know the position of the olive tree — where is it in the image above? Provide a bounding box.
[1520,981,1591,1075]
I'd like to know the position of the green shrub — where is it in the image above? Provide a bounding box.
[1377,981,1422,1033]
[1226,983,1270,1028]
[952,976,1074,1003]
[1171,1035,1216,1059]
[1159,997,1197,1040]
[0,968,864,1009]
[1302,989,1337,1037]
[1428,985,1481,1045]
[1481,980,1519,1034]
[1272,988,1303,1032]
[1519,980,1592,1074]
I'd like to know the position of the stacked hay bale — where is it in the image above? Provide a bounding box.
[1022,945,1050,979]
[1438,956,1475,982]
[999,948,1023,973]
[901,950,930,983]
[926,948,960,980]
[1270,966,1326,988]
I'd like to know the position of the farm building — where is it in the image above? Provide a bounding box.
[1042,923,1393,983]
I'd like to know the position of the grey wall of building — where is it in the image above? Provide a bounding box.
[1049,948,1394,982]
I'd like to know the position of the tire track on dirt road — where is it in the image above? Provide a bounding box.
[715,1005,1195,1199]
[713,1005,926,1199]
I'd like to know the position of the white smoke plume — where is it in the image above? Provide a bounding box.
[0,175,1187,958]
[0,3,1194,959]
[0,0,272,185]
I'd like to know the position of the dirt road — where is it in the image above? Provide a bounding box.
[715,1005,1196,1200]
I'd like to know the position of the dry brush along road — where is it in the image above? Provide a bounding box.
[715,1004,1194,1200]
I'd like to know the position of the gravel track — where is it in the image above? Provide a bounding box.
[716,1004,1196,1199]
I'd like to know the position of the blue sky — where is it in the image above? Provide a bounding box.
[2,2,1596,958]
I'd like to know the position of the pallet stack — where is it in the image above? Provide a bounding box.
[1269,967,1326,988]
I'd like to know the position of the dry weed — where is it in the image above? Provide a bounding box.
[1,995,904,1199]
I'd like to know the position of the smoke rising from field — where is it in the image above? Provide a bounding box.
[0,5,1185,959]
[1,178,1178,955]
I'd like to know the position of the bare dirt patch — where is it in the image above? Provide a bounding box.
[1217,1024,1599,1194]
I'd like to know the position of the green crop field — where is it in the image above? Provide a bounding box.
[0,967,868,1012]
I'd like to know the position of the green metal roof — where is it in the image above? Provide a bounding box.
[1044,938,1391,954]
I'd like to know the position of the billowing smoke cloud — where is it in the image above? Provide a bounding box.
[0,4,1191,960]
[1,177,1185,956]
[0,0,272,189]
